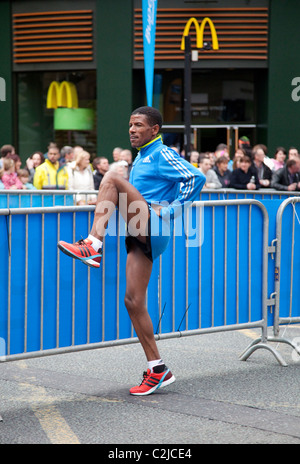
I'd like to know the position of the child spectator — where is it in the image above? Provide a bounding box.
[17,169,36,189]
[1,158,23,189]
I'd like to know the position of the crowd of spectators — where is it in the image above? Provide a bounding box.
[0,142,133,204]
[174,137,300,192]
[0,137,300,203]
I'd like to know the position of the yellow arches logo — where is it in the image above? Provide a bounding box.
[46,81,78,109]
[181,17,219,51]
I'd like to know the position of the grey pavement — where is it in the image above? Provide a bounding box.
[0,326,300,445]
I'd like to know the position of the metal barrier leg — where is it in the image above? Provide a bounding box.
[239,339,288,367]
[268,335,300,357]
[271,198,300,366]
[239,336,262,355]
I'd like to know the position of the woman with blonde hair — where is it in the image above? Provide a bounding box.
[67,150,97,205]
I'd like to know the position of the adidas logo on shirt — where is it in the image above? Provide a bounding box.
[142,155,152,163]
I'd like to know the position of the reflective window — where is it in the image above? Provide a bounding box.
[17,70,96,160]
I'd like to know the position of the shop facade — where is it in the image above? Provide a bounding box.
[0,0,300,161]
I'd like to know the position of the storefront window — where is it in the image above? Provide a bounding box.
[17,70,97,160]
[191,69,255,124]
[160,68,257,152]
[161,69,255,125]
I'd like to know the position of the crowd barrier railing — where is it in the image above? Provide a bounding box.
[1,188,300,209]
[263,197,300,363]
[0,190,75,208]
[0,198,290,366]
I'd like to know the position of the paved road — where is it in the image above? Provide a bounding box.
[0,326,300,447]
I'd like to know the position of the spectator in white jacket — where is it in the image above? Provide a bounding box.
[67,150,97,205]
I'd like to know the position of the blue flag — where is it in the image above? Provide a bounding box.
[142,0,157,107]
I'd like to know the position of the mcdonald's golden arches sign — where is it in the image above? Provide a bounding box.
[181,17,219,51]
[46,81,78,109]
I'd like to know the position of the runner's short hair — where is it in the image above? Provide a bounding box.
[131,106,163,130]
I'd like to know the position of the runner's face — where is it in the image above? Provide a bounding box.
[129,114,159,148]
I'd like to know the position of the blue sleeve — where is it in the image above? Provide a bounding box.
[158,147,206,218]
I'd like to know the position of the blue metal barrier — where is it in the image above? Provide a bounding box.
[1,188,299,209]
[275,199,300,322]
[239,197,300,366]
[272,198,300,344]
[0,199,277,363]
[2,194,300,365]
[0,190,74,208]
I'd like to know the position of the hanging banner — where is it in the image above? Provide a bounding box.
[142,0,157,107]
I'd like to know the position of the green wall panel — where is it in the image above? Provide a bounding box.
[96,0,133,159]
[267,0,300,154]
[0,1,13,148]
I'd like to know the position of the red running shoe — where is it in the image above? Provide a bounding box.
[58,238,102,268]
[130,365,175,396]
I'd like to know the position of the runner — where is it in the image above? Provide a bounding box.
[58,106,206,395]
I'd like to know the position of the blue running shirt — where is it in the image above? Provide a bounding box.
[129,136,206,219]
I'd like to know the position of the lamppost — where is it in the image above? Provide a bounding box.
[182,17,219,161]
[183,38,213,161]
[183,35,192,161]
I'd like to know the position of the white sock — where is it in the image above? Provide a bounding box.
[87,234,103,252]
[147,359,164,372]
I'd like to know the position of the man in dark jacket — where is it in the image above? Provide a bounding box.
[230,155,260,190]
[93,156,109,190]
[271,159,300,191]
